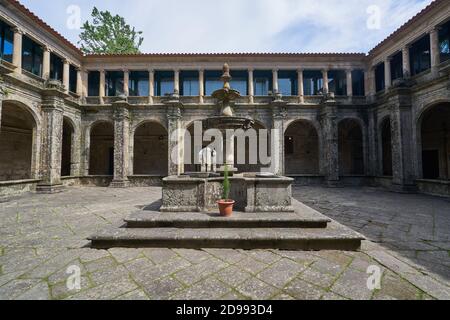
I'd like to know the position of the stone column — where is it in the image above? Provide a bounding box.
[174,69,180,94]
[123,69,129,96]
[148,69,154,104]
[248,69,254,104]
[430,27,441,75]
[320,100,339,186]
[81,69,88,98]
[199,69,205,104]
[322,69,329,94]
[390,102,416,192]
[0,99,3,133]
[37,99,64,193]
[111,104,130,188]
[402,46,411,78]
[99,69,105,104]
[272,69,279,94]
[224,130,236,170]
[346,69,353,97]
[271,104,286,176]
[167,104,184,176]
[12,27,23,73]
[297,69,304,103]
[367,108,378,177]
[42,47,51,80]
[63,59,70,93]
[76,67,83,96]
[384,58,392,90]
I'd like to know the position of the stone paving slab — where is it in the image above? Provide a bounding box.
[0,186,448,300]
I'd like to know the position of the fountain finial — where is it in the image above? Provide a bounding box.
[221,63,232,90]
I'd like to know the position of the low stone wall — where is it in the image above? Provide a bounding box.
[160,175,294,213]
[128,176,163,187]
[79,176,113,187]
[0,179,40,200]
[289,175,324,186]
[416,179,450,197]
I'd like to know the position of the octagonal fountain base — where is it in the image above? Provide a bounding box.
[160,173,295,213]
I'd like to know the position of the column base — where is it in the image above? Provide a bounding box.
[36,183,65,194]
[110,179,130,188]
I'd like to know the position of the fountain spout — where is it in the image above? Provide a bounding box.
[212,63,241,117]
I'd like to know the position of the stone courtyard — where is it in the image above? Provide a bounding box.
[0,186,448,300]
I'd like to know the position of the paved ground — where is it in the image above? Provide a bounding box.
[0,186,448,300]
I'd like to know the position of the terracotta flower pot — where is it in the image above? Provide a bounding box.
[217,200,235,217]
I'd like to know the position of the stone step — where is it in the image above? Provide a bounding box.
[89,222,364,251]
[125,211,330,229]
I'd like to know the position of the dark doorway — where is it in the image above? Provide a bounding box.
[422,150,440,179]
[61,118,74,177]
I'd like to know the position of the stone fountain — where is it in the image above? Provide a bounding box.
[160,63,295,213]
[90,64,364,251]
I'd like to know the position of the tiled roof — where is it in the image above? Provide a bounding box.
[5,0,446,59]
[368,0,445,56]
[84,52,367,58]
[6,0,82,55]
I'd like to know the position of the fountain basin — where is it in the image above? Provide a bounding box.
[160,174,294,213]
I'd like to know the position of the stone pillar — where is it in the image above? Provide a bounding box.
[248,69,254,104]
[63,59,70,93]
[402,46,411,78]
[367,108,378,177]
[111,104,130,188]
[297,69,304,103]
[76,67,83,96]
[430,27,441,75]
[0,99,3,133]
[390,102,416,192]
[346,69,353,97]
[322,69,329,94]
[384,58,392,90]
[12,27,23,73]
[272,69,279,94]
[271,104,286,175]
[167,105,184,176]
[42,47,51,80]
[320,100,339,186]
[37,100,64,193]
[174,69,180,94]
[148,69,154,104]
[123,69,129,96]
[199,69,205,104]
[81,69,88,98]
[368,67,376,96]
[99,69,105,104]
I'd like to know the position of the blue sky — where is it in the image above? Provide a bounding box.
[19,0,433,53]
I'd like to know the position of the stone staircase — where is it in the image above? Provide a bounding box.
[89,199,364,251]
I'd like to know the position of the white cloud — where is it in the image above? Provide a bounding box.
[18,0,434,53]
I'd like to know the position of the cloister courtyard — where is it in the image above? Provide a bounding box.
[0,185,448,300]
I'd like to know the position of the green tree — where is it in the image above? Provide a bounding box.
[78,7,144,54]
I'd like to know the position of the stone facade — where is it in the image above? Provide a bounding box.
[0,0,449,198]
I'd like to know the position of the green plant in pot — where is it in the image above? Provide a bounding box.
[217,165,235,217]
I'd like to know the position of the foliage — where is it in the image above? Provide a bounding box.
[222,165,231,200]
[78,7,144,54]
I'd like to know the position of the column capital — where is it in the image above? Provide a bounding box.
[122,68,129,73]
[247,68,254,73]
[148,68,155,73]
[429,26,441,34]
[43,45,51,52]
[12,27,24,35]
[63,58,70,65]
[99,69,105,74]
[296,68,304,73]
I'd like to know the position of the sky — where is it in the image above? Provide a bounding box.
[19,0,434,54]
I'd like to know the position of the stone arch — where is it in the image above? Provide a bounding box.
[0,101,39,181]
[132,120,168,175]
[89,121,114,176]
[284,119,321,175]
[379,116,393,176]
[338,118,365,175]
[417,102,450,180]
